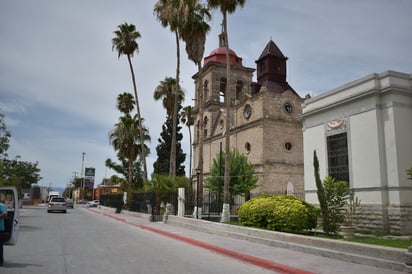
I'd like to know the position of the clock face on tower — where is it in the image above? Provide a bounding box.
[243,104,252,119]
[283,102,293,114]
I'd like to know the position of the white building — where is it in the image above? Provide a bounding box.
[301,71,412,235]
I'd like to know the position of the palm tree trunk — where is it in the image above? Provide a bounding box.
[188,125,192,180]
[127,55,148,182]
[128,156,133,188]
[197,62,204,214]
[222,11,231,222]
[170,31,180,181]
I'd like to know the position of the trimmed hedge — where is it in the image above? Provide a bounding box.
[238,194,319,233]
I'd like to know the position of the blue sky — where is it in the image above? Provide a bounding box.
[1,0,411,189]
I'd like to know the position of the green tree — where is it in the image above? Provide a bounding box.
[313,150,330,234]
[181,105,195,178]
[180,0,211,208]
[153,111,186,176]
[323,176,349,234]
[313,151,350,235]
[154,77,185,119]
[207,0,246,219]
[116,92,135,115]
[105,158,143,190]
[154,0,184,181]
[106,93,150,188]
[145,173,174,214]
[180,0,211,71]
[0,111,11,158]
[407,167,412,180]
[205,148,257,201]
[112,22,148,182]
[1,156,42,193]
[0,111,42,193]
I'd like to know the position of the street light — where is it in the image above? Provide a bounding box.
[195,167,201,219]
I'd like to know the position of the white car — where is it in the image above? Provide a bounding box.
[86,200,100,207]
[47,197,67,213]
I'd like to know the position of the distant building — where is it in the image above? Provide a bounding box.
[301,71,412,234]
[193,33,304,197]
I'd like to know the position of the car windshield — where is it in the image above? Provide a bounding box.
[51,198,65,202]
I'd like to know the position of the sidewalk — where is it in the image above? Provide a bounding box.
[87,207,410,274]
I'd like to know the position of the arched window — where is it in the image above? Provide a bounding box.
[203,116,208,137]
[203,79,209,101]
[245,142,251,154]
[286,182,294,195]
[236,80,244,100]
[219,78,227,103]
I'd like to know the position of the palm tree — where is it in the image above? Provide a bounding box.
[109,115,150,190]
[154,77,185,118]
[179,0,211,217]
[180,0,211,72]
[108,115,139,189]
[181,105,195,179]
[154,0,187,181]
[112,22,148,182]
[207,0,246,222]
[116,92,135,115]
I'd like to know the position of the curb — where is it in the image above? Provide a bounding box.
[88,208,312,273]
[89,207,411,273]
[138,224,313,274]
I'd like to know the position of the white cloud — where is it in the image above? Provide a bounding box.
[1,0,410,188]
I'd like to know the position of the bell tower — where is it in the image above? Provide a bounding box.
[255,39,288,85]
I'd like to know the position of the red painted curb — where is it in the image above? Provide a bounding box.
[138,224,314,274]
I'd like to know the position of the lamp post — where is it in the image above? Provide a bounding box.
[195,168,201,219]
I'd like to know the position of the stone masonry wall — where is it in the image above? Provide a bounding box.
[355,204,412,235]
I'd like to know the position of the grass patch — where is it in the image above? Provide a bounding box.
[224,221,410,248]
[344,237,411,249]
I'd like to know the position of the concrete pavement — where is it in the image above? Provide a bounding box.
[87,206,410,273]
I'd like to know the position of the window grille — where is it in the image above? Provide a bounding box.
[327,132,349,184]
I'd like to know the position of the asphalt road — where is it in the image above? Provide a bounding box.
[2,206,278,274]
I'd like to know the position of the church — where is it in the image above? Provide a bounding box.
[191,33,412,235]
[192,33,304,197]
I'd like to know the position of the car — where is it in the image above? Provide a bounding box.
[86,200,100,207]
[66,198,74,208]
[47,197,67,213]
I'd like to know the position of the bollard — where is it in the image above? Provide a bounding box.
[163,203,172,223]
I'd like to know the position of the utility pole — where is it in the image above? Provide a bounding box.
[81,152,86,200]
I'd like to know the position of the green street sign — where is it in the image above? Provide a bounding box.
[85,167,95,176]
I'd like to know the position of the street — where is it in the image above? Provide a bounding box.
[2,206,277,274]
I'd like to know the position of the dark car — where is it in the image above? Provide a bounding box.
[66,198,74,208]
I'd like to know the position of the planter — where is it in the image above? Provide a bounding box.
[341,225,356,238]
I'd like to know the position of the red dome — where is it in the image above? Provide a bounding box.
[204,46,243,66]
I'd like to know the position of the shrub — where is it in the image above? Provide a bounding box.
[238,194,319,233]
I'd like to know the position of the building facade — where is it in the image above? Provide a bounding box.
[301,71,412,234]
[192,34,304,197]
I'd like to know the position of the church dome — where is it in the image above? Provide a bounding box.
[204,46,243,66]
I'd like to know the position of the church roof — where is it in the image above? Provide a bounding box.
[203,46,243,66]
[257,39,287,60]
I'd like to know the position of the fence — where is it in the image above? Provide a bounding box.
[100,190,305,221]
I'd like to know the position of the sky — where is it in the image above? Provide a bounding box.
[1,1,411,190]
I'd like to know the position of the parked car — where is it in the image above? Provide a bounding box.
[47,197,67,213]
[66,198,74,208]
[86,200,100,207]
